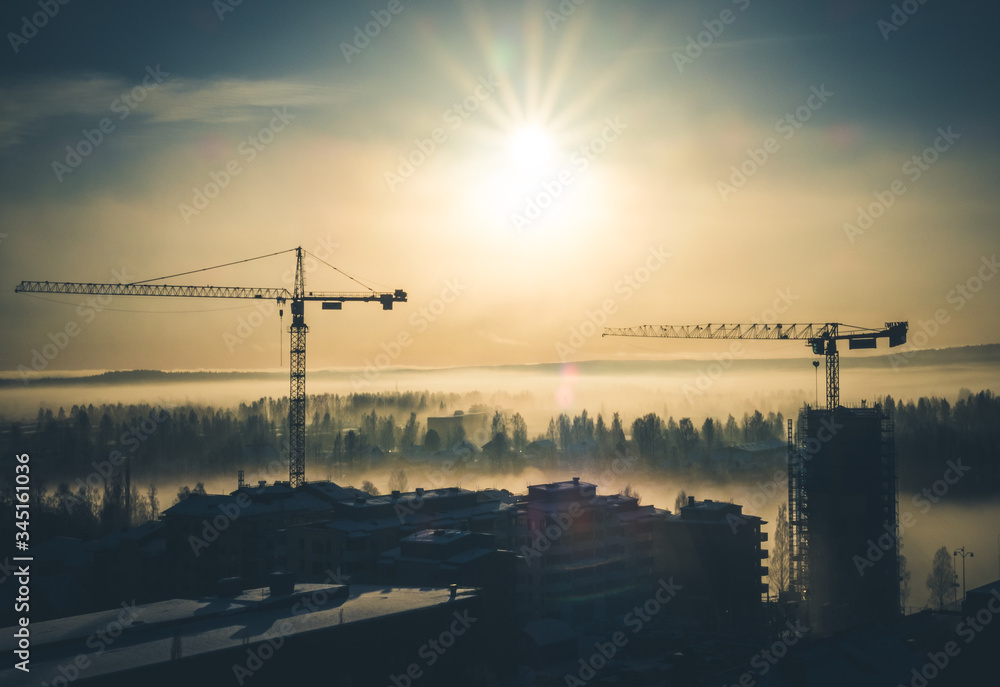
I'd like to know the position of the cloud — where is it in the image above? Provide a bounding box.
[146,78,347,124]
[0,73,350,150]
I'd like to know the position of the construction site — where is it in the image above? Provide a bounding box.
[605,321,910,636]
[13,250,995,684]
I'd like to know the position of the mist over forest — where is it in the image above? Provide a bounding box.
[2,355,998,611]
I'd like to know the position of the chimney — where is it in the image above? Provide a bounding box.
[391,490,400,499]
[415,487,424,496]
[572,477,580,485]
[449,584,457,600]
[258,480,267,488]
[688,496,695,507]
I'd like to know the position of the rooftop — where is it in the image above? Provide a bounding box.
[0,584,477,685]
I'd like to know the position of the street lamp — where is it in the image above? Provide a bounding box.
[812,360,820,407]
[954,546,974,601]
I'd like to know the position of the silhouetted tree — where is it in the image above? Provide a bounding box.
[148,485,159,520]
[595,414,609,455]
[609,413,626,454]
[556,414,571,451]
[344,430,360,460]
[770,503,789,598]
[926,545,957,610]
[378,415,396,451]
[487,411,510,465]
[724,414,739,444]
[674,490,687,514]
[401,412,419,448]
[361,409,377,445]
[360,480,380,496]
[701,417,716,455]
[571,409,594,444]
[631,413,663,462]
[424,429,441,452]
[510,413,528,451]
[678,418,699,459]
[175,482,206,504]
[619,483,640,503]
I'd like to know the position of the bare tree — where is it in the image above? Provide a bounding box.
[674,490,688,514]
[770,503,790,597]
[148,484,159,520]
[926,545,957,610]
[899,547,911,610]
[619,484,641,503]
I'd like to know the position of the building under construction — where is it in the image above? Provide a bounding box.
[787,403,899,635]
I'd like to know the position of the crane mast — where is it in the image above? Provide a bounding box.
[602,321,908,410]
[289,248,307,488]
[16,246,406,487]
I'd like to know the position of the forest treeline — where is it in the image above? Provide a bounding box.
[1,390,997,542]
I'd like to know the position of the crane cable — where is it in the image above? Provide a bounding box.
[128,248,296,286]
[128,246,383,294]
[304,249,377,292]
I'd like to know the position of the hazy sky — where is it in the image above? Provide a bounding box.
[1,0,998,378]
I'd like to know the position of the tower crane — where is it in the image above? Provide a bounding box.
[15,246,406,487]
[602,322,908,411]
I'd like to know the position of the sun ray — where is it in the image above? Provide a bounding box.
[395,1,659,246]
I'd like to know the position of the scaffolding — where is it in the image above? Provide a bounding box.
[787,403,899,633]
[881,408,900,616]
[787,416,809,603]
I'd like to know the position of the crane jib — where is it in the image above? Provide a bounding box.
[601,321,908,411]
[15,281,407,304]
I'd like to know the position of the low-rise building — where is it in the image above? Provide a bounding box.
[162,482,335,597]
[515,477,669,627]
[661,495,768,631]
[281,486,516,582]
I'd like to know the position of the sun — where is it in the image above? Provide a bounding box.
[509,126,553,169]
[412,2,634,236]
